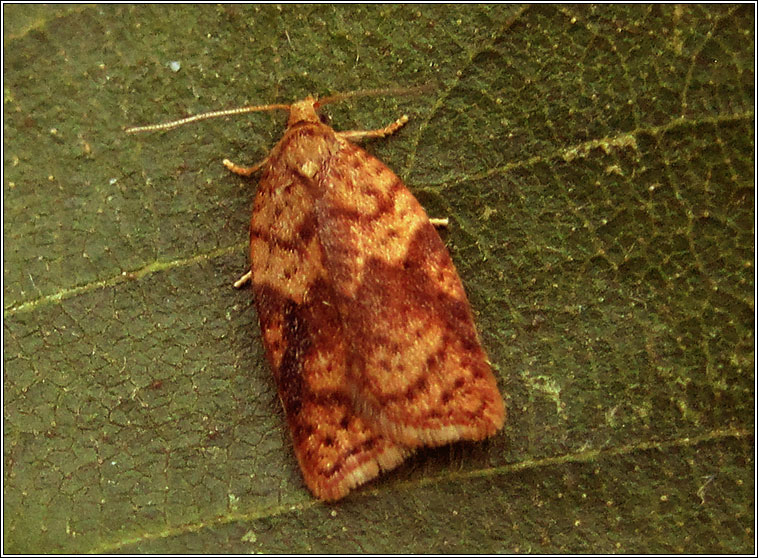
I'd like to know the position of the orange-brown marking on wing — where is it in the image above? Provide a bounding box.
[246,97,504,500]
[250,115,411,500]
[312,142,504,447]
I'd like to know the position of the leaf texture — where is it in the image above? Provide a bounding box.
[3,4,753,553]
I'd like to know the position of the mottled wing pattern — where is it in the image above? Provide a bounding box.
[315,141,506,448]
[250,126,410,501]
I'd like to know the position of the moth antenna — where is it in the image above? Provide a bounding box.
[315,84,435,109]
[126,103,291,133]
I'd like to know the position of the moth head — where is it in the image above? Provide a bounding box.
[287,96,320,126]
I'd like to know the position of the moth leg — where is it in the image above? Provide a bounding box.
[223,158,266,177]
[429,217,449,227]
[336,115,409,141]
[233,270,252,289]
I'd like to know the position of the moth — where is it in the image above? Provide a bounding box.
[128,92,505,501]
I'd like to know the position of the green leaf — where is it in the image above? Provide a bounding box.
[3,4,753,553]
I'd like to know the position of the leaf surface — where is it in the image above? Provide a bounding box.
[3,4,753,553]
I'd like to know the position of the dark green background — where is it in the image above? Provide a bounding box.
[3,4,754,553]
